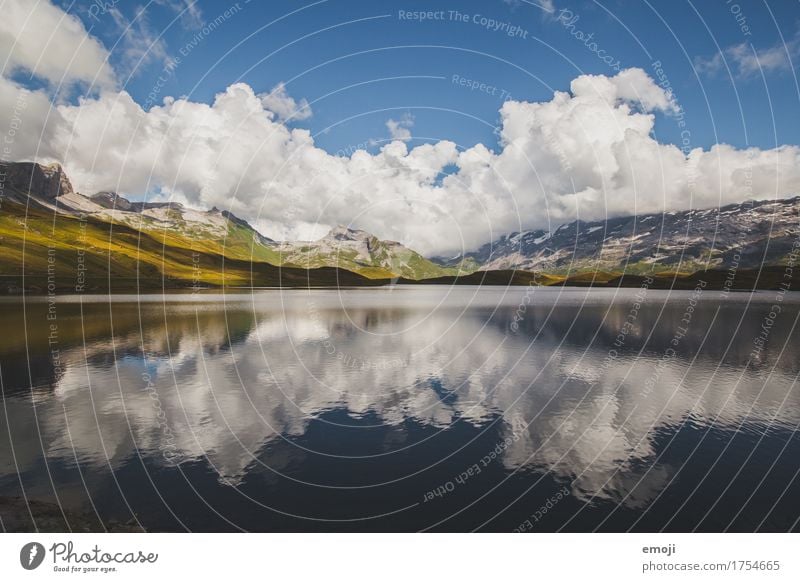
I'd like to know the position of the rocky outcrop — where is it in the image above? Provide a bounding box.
[0,161,74,200]
[90,191,135,211]
[90,191,186,213]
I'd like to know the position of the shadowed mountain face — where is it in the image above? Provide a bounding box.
[0,161,74,201]
[435,197,800,275]
[2,288,800,531]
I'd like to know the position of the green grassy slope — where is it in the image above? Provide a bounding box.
[0,201,385,292]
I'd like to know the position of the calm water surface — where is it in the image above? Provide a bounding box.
[1,286,799,531]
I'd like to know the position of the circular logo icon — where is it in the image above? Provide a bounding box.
[20,542,46,570]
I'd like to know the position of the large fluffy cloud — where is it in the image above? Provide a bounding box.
[3,58,800,255]
[0,0,115,90]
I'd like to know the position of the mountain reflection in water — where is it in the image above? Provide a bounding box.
[1,286,799,531]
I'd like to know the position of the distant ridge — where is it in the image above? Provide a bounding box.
[434,197,800,276]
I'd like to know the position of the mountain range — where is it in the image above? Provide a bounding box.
[436,197,800,276]
[0,161,797,292]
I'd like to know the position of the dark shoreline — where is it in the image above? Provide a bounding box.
[0,496,144,533]
[1,266,797,295]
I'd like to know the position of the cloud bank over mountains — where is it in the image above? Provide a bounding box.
[2,0,800,256]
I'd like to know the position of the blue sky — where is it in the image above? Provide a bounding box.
[60,0,800,155]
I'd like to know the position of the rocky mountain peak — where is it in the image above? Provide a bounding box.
[90,191,134,211]
[325,225,372,242]
[0,160,74,199]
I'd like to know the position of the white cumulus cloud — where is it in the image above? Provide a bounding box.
[258,82,312,123]
[386,113,414,142]
[0,0,116,90]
